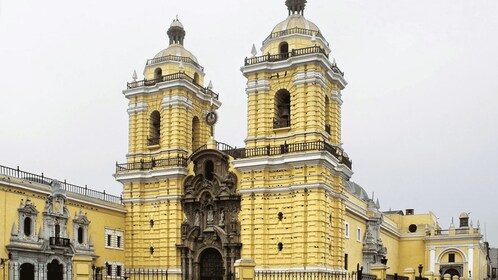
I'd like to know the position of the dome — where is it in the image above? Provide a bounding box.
[170,18,183,28]
[459,212,469,218]
[345,181,369,202]
[271,14,320,34]
[153,44,199,64]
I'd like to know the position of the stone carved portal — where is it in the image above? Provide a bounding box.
[178,149,241,280]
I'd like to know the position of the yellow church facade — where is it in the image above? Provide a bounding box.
[0,1,491,280]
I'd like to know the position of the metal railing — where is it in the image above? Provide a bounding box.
[123,268,171,280]
[256,271,360,280]
[49,237,70,247]
[126,72,220,100]
[263,27,325,45]
[245,46,328,65]
[116,155,188,172]
[387,274,410,280]
[232,140,352,169]
[0,165,122,204]
[146,54,204,71]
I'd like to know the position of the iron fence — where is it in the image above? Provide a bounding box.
[123,268,171,280]
[256,271,361,280]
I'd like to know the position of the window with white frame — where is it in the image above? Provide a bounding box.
[105,228,124,249]
[105,262,124,278]
[345,222,350,238]
[357,227,362,242]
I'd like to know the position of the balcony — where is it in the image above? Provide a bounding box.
[244,46,344,77]
[219,140,352,169]
[126,72,219,100]
[116,156,188,172]
[49,237,70,247]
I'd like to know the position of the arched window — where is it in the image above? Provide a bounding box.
[325,96,331,134]
[24,217,32,236]
[193,73,200,85]
[192,116,201,151]
[154,68,162,80]
[55,224,60,237]
[148,111,161,146]
[205,160,214,181]
[274,89,291,128]
[279,42,289,59]
[77,227,83,244]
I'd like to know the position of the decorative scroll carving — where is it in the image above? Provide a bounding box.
[178,149,242,280]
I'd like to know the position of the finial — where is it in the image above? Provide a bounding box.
[179,60,185,72]
[251,44,257,57]
[208,80,213,90]
[311,32,316,43]
[332,58,337,66]
[132,70,137,81]
[477,220,480,228]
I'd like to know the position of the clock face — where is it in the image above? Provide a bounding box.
[205,111,218,125]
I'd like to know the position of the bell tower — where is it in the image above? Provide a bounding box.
[235,0,353,271]
[115,18,220,272]
[242,0,346,149]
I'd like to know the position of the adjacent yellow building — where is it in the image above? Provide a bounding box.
[0,1,492,280]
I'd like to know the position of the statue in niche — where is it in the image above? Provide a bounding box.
[219,209,225,226]
[207,207,214,225]
[194,211,200,227]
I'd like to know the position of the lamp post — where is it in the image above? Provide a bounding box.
[418,264,424,280]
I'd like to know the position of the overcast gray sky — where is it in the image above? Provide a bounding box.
[1,0,497,246]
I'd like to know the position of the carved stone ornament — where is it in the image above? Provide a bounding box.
[177,149,242,280]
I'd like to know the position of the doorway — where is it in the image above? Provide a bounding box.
[199,248,224,280]
[20,263,35,280]
[47,259,63,280]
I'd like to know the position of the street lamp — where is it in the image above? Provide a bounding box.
[418,264,424,280]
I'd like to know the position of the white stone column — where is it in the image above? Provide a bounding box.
[468,246,474,279]
[430,247,436,273]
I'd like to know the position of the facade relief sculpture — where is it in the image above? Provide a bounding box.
[178,149,241,280]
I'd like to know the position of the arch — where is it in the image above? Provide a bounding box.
[154,67,162,80]
[443,269,460,278]
[24,217,32,236]
[192,116,201,151]
[193,72,200,85]
[20,263,35,280]
[437,248,467,263]
[274,89,291,128]
[77,227,83,244]
[149,111,161,145]
[54,224,60,237]
[279,41,289,59]
[324,95,331,134]
[47,259,63,280]
[198,248,224,280]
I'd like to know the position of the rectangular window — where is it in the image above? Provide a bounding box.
[449,253,455,263]
[357,228,361,242]
[345,223,350,238]
[116,265,122,277]
[106,264,112,276]
[107,234,112,247]
[344,253,348,270]
[116,236,121,248]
